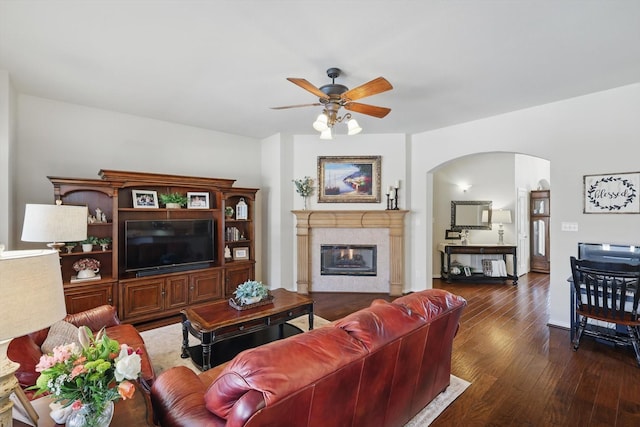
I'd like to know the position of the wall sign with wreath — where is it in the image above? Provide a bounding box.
[583,172,639,213]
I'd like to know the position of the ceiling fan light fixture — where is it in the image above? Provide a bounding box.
[347,118,362,136]
[319,128,333,140]
[312,113,329,131]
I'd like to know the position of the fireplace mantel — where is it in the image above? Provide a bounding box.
[292,210,408,296]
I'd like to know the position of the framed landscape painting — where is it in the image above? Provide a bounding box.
[317,156,381,203]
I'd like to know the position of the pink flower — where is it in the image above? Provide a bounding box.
[70,364,86,379]
[35,355,56,372]
[117,381,136,400]
[71,400,83,411]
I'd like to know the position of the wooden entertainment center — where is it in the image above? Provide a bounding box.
[48,169,258,328]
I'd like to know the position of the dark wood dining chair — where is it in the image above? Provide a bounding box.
[570,256,640,366]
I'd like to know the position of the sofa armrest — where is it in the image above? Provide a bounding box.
[151,366,224,427]
[65,305,120,330]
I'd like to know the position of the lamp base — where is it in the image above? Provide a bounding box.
[46,241,66,252]
[497,228,505,245]
[1,341,39,427]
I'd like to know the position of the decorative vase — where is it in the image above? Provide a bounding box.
[165,202,181,209]
[100,244,109,251]
[65,401,114,427]
[241,296,262,305]
[76,268,99,279]
[303,196,309,210]
[82,244,93,252]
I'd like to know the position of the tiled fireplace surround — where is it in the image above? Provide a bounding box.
[293,210,408,296]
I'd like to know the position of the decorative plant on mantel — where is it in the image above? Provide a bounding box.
[233,280,269,305]
[293,176,314,210]
[159,192,188,208]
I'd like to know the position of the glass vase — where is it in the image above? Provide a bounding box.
[303,196,309,210]
[66,401,114,427]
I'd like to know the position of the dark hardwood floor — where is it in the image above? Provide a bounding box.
[311,273,640,427]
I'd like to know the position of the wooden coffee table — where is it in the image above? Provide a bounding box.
[181,288,314,371]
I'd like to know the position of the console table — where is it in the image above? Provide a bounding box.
[439,243,518,285]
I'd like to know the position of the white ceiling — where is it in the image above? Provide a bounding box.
[1,1,639,140]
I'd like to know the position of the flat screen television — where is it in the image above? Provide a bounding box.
[125,219,215,275]
[578,242,640,265]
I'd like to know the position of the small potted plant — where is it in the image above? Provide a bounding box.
[159,192,188,209]
[97,237,112,251]
[64,242,77,254]
[233,280,269,306]
[225,206,234,219]
[81,236,99,252]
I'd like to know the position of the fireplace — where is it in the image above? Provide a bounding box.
[321,245,377,276]
[292,210,408,295]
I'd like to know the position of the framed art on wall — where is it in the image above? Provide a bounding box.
[317,155,381,203]
[583,172,639,213]
[132,190,159,208]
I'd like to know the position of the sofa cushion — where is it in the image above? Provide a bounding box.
[334,300,424,352]
[394,289,467,321]
[203,326,366,419]
[40,321,80,354]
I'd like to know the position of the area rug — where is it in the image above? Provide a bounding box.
[140,316,469,426]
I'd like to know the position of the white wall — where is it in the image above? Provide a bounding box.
[0,70,16,248]
[14,95,263,250]
[411,83,640,328]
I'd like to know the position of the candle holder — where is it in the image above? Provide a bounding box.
[392,186,400,210]
[386,193,392,210]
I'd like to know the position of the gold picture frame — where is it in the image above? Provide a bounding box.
[233,246,249,260]
[317,156,381,203]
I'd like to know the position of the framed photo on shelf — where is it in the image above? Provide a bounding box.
[233,247,249,260]
[463,266,472,277]
[132,190,158,208]
[317,155,381,203]
[187,192,210,209]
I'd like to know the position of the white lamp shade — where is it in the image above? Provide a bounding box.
[312,113,329,131]
[0,250,67,341]
[492,209,512,224]
[319,128,333,140]
[347,118,362,135]
[21,204,88,243]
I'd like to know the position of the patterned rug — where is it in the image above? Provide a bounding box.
[140,316,469,426]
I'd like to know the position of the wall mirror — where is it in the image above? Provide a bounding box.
[451,200,492,230]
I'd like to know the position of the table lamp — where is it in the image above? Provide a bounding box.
[492,209,512,245]
[0,249,68,426]
[21,201,88,251]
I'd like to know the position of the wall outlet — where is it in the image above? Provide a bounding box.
[561,222,579,232]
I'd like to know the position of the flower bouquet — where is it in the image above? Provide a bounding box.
[293,176,314,210]
[30,327,142,426]
[72,258,100,272]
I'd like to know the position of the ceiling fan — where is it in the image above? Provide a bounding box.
[272,67,393,138]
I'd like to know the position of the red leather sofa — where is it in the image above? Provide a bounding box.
[8,304,155,397]
[151,289,466,427]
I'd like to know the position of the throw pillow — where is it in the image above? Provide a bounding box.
[41,320,81,354]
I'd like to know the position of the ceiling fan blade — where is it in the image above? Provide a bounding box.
[344,102,391,118]
[341,77,393,101]
[287,78,329,100]
[270,103,322,110]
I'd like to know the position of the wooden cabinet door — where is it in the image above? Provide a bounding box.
[64,282,114,314]
[225,264,254,297]
[165,275,190,309]
[121,278,164,321]
[190,270,223,304]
